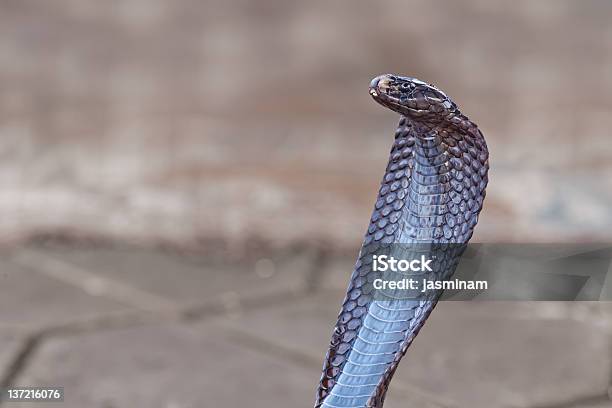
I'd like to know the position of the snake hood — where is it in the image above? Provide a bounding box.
[369,74,458,124]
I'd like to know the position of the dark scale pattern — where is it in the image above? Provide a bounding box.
[315,119,416,406]
[315,75,489,408]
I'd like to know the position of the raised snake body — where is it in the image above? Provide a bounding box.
[314,75,489,408]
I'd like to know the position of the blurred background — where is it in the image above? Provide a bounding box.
[1,1,612,407]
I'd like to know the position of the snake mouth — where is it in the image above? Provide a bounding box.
[368,75,391,98]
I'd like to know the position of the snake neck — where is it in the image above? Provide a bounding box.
[387,115,488,244]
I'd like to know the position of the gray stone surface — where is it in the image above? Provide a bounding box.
[0,331,25,380]
[12,317,443,408]
[574,401,612,408]
[0,256,130,329]
[13,322,318,408]
[1,245,611,408]
[398,302,611,408]
[29,245,313,306]
[217,292,612,408]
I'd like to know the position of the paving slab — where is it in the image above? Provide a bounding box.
[30,246,313,307]
[574,400,612,408]
[216,291,612,408]
[13,321,319,408]
[11,317,442,408]
[0,331,27,380]
[0,258,130,329]
[398,302,611,408]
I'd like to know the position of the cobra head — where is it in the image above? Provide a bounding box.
[369,74,458,123]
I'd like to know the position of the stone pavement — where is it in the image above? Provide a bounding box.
[0,242,611,408]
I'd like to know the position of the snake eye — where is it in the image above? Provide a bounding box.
[401,83,410,89]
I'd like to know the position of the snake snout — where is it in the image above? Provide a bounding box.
[369,74,393,97]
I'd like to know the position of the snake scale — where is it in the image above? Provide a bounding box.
[314,75,489,408]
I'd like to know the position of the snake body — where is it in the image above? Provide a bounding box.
[314,75,489,408]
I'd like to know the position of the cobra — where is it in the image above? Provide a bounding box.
[315,74,489,407]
